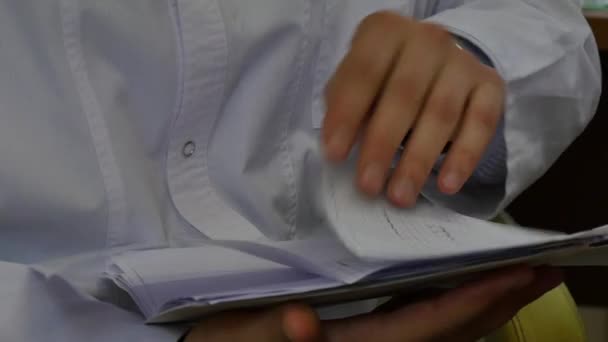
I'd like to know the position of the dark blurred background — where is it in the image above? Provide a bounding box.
[506,11,608,307]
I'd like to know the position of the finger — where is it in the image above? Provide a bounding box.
[481,267,564,331]
[438,72,505,194]
[395,266,535,341]
[283,304,323,342]
[326,266,535,342]
[322,12,409,162]
[446,267,564,342]
[387,51,474,206]
[186,304,320,342]
[356,23,451,196]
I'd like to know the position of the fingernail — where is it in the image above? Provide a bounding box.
[282,307,301,342]
[390,178,417,207]
[282,305,320,342]
[325,127,351,161]
[360,163,386,195]
[441,171,463,194]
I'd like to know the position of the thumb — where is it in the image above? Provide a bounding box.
[185,303,321,342]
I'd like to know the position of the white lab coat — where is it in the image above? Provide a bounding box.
[0,0,600,340]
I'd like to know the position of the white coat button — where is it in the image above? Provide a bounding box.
[182,141,196,158]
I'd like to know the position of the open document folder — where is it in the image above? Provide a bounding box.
[107,163,608,324]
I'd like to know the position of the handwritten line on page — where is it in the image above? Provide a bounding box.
[321,163,568,262]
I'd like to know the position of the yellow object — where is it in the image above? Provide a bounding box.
[487,284,586,342]
[487,213,586,342]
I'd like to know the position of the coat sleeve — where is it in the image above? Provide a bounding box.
[0,261,185,341]
[420,0,601,218]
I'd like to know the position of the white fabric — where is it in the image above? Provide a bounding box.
[0,0,599,340]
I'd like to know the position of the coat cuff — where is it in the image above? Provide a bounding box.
[451,35,507,188]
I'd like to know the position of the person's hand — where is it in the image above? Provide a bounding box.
[184,266,562,342]
[322,12,505,207]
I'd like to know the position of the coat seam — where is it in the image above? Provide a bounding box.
[60,0,128,248]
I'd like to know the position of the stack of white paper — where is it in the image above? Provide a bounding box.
[108,164,608,323]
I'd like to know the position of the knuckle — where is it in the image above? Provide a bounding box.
[402,152,435,180]
[390,73,420,99]
[368,129,402,152]
[427,94,461,125]
[323,77,337,100]
[360,11,405,30]
[476,67,505,88]
[418,23,451,44]
[359,11,386,28]
[350,53,386,83]
[486,71,506,90]
[325,96,350,119]
[323,90,361,124]
[325,55,384,105]
[472,107,500,131]
[451,147,479,171]
[455,48,478,66]
[323,79,346,110]
[470,99,501,131]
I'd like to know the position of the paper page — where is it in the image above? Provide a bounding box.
[321,164,571,262]
[159,275,341,313]
[553,243,608,266]
[109,245,326,318]
[210,237,393,284]
[147,240,593,324]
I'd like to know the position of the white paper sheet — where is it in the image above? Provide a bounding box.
[321,163,572,261]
